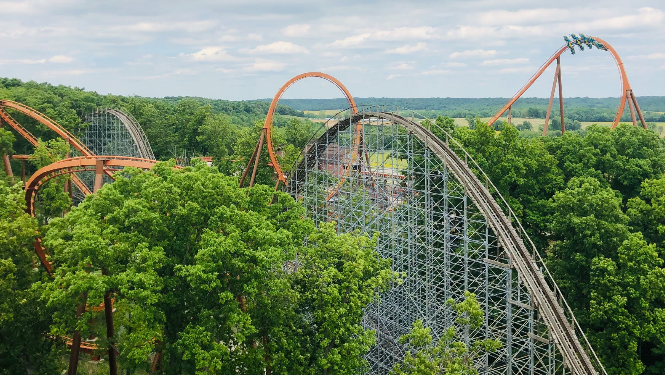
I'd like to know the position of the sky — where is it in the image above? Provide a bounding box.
[1,0,664,101]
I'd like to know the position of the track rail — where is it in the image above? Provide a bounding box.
[101,109,155,160]
[24,156,160,272]
[0,107,92,195]
[290,111,604,374]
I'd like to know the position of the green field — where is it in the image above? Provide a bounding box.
[303,110,665,136]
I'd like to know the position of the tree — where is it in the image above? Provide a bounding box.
[38,162,398,374]
[0,180,61,374]
[30,139,72,224]
[390,292,501,375]
[547,176,665,374]
[516,120,532,131]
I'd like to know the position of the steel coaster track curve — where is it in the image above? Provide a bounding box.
[24,156,160,273]
[289,111,605,375]
[487,36,642,130]
[0,107,92,195]
[0,100,94,156]
[260,72,358,185]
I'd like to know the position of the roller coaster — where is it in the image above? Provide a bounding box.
[1,34,650,374]
[487,35,646,134]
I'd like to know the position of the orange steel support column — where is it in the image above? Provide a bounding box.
[543,59,561,135]
[557,58,565,134]
[67,294,88,375]
[490,36,643,132]
[249,129,266,187]
[627,90,638,127]
[487,46,567,127]
[94,159,105,193]
[2,153,13,182]
[630,91,648,129]
[103,271,117,375]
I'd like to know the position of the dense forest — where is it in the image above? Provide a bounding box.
[1,78,665,374]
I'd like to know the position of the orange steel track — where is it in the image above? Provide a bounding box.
[240,72,358,188]
[487,36,646,133]
[24,156,160,273]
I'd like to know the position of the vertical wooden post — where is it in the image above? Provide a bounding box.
[507,106,512,126]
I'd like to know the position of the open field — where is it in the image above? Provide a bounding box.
[301,111,665,136]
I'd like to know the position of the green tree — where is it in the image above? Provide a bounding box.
[38,163,397,374]
[390,292,501,375]
[0,180,61,374]
[547,176,665,374]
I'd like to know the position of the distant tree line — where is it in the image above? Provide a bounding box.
[278,97,665,123]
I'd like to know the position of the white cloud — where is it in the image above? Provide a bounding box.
[477,8,571,26]
[318,65,363,72]
[577,7,664,31]
[185,47,237,62]
[481,58,529,66]
[387,74,401,80]
[218,33,262,43]
[385,42,427,54]
[4,58,46,65]
[281,24,310,37]
[329,33,371,48]
[329,26,441,49]
[421,69,450,75]
[133,69,197,80]
[246,41,309,54]
[499,66,538,74]
[124,20,217,34]
[371,26,440,41]
[450,49,497,59]
[627,52,665,60]
[49,55,73,63]
[242,59,287,72]
[388,62,415,70]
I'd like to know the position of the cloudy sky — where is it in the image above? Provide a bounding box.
[1,0,664,100]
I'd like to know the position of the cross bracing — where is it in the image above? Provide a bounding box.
[75,109,155,200]
[287,109,606,375]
